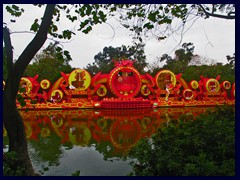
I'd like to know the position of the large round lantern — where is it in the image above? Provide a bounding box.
[108,66,142,98]
[155,70,176,90]
[182,89,194,100]
[68,69,91,90]
[50,89,63,102]
[221,81,231,90]
[189,80,199,90]
[19,77,33,95]
[97,85,107,97]
[206,79,220,93]
[40,79,51,89]
[69,124,91,146]
[141,84,151,96]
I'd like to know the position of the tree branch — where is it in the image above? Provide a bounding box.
[198,4,235,20]
[13,4,56,83]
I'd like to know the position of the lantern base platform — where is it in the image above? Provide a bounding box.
[17,97,235,110]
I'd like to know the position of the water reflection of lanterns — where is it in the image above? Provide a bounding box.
[110,119,142,150]
[97,118,108,130]
[11,107,221,158]
[24,122,33,139]
[139,117,159,137]
[69,124,91,146]
[3,127,7,137]
[140,117,152,130]
[41,127,51,138]
[50,115,63,128]
[3,80,5,90]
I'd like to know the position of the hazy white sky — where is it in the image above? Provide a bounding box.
[3,4,235,69]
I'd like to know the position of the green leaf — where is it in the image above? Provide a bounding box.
[143,22,154,30]
[72,170,81,176]
[165,18,172,24]
[63,30,72,39]
[52,24,58,32]
[11,5,19,11]
[30,19,40,32]
[30,99,37,104]
[55,47,62,52]
[82,26,92,34]
[86,5,92,15]
[148,12,157,22]
[18,87,26,93]
[58,34,63,39]
[99,10,107,21]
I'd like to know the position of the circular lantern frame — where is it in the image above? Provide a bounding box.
[68,69,91,90]
[182,89,194,100]
[222,81,231,90]
[20,77,32,95]
[108,66,142,98]
[50,89,64,102]
[155,70,176,90]
[189,80,199,90]
[97,85,107,97]
[141,84,151,96]
[40,79,51,89]
[206,79,220,93]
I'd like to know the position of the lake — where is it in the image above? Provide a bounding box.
[3,107,215,176]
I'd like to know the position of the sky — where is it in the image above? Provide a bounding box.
[3,4,235,69]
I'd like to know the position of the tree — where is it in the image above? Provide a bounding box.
[174,42,194,63]
[85,43,147,75]
[226,53,235,70]
[117,4,235,43]
[197,4,235,19]
[146,42,195,75]
[128,106,235,176]
[3,5,56,175]
[24,42,73,84]
[182,64,235,83]
[163,42,195,73]
[3,4,235,175]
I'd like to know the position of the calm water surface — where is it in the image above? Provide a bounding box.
[3,107,213,176]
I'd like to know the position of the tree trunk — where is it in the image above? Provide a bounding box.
[3,4,56,176]
[3,93,36,175]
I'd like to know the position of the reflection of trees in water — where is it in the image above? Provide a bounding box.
[89,118,119,160]
[62,141,74,150]
[28,131,63,168]
[90,138,117,161]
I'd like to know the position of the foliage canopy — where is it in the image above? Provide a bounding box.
[128,106,235,176]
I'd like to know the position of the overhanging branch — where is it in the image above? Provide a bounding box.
[198,4,235,20]
[13,4,56,80]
